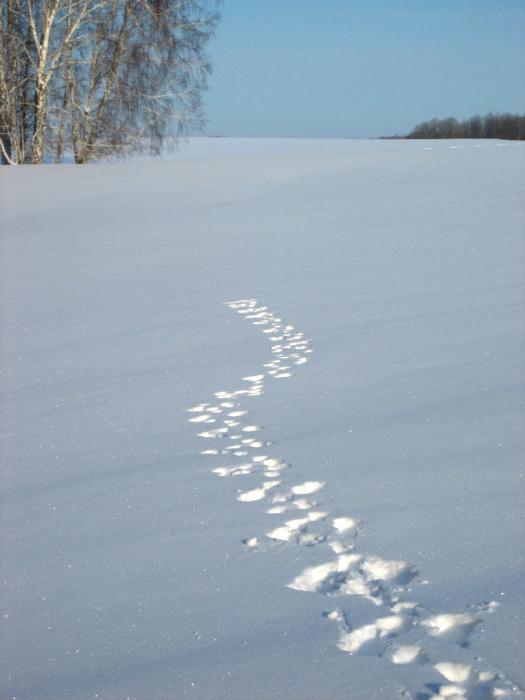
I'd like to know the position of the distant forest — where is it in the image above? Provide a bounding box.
[384,113,525,140]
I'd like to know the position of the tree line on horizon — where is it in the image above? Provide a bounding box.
[387,113,525,140]
[0,1,220,165]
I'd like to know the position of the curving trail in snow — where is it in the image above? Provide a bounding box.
[187,299,524,700]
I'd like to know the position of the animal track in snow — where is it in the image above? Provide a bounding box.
[338,613,415,655]
[333,516,360,536]
[187,298,523,700]
[420,612,479,646]
[291,480,325,495]
[213,463,255,477]
[237,480,281,503]
[422,661,523,700]
[266,511,327,545]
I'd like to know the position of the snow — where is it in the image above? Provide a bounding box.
[1,138,524,699]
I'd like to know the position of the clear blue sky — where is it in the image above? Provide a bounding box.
[202,0,525,138]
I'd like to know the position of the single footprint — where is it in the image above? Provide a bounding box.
[237,480,281,503]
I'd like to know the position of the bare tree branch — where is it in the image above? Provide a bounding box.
[1,0,221,164]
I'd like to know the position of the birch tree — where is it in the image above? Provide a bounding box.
[0,0,220,164]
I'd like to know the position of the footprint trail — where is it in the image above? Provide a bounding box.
[187,298,523,700]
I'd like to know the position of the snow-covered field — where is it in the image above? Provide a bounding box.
[1,138,524,700]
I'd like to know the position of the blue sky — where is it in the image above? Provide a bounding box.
[203,0,525,138]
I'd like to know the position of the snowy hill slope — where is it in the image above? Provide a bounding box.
[1,138,524,699]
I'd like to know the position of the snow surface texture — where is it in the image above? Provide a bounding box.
[2,138,524,700]
[189,298,523,700]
